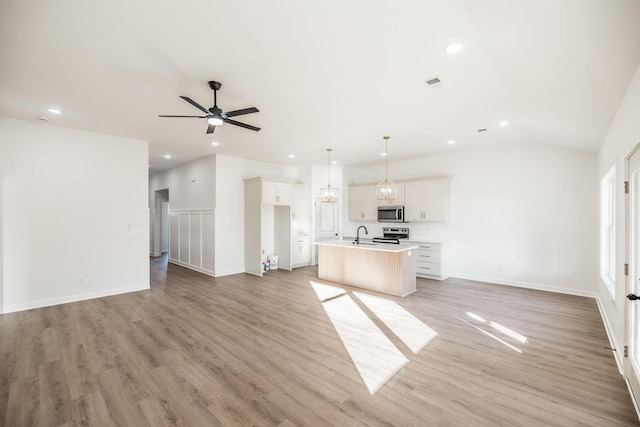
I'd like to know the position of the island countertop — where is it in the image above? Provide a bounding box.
[314,239,419,253]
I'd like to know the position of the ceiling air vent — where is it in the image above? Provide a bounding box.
[426,77,441,86]
[477,128,487,132]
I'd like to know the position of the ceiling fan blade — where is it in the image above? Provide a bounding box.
[206,123,216,134]
[180,96,211,114]
[225,107,259,118]
[225,118,261,132]
[158,115,207,118]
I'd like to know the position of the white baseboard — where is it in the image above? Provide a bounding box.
[168,259,215,277]
[1,283,150,314]
[595,294,624,374]
[450,273,596,298]
[214,268,246,277]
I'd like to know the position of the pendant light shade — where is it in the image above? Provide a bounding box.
[320,148,339,202]
[376,136,397,201]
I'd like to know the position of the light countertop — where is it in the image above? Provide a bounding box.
[342,236,449,244]
[314,239,419,253]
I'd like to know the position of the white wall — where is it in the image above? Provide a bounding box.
[597,63,640,368]
[214,155,301,276]
[148,155,216,211]
[344,143,598,296]
[0,117,149,313]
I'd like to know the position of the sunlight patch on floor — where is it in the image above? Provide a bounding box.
[456,312,527,354]
[354,291,438,353]
[322,295,409,394]
[489,320,528,344]
[310,281,347,302]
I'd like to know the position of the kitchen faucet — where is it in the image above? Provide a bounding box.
[355,225,368,245]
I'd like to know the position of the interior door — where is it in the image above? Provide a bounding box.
[314,199,339,264]
[315,199,339,241]
[626,146,640,406]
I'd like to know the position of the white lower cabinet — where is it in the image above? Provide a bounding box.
[291,236,311,268]
[412,241,450,280]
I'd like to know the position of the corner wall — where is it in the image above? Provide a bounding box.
[0,117,150,313]
[597,63,640,369]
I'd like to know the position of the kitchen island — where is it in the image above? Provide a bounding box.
[314,240,419,297]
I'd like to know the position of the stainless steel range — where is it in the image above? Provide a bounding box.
[372,227,409,244]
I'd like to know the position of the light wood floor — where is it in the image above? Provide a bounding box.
[1,256,638,426]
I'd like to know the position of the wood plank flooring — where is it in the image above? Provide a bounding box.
[1,256,638,426]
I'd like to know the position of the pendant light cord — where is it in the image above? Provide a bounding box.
[384,136,390,183]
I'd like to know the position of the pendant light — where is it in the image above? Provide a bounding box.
[320,148,339,202]
[376,136,397,201]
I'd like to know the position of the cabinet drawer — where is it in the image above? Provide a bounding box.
[416,261,441,276]
[292,236,310,244]
[415,242,441,251]
[416,250,441,263]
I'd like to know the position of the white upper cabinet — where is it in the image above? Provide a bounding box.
[349,186,378,221]
[291,185,308,219]
[404,178,450,222]
[263,181,292,205]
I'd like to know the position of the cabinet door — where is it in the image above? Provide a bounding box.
[292,243,311,267]
[263,182,292,205]
[349,186,377,220]
[291,185,308,219]
[404,182,423,221]
[362,186,378,220]
[262,182,277,205]
[276,183,292,205]
[423,181,445,221]
[349,187,363,220]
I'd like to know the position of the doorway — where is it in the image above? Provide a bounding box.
[152,189,169,258]
[625,145,640,407]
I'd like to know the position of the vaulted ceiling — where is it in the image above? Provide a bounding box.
[1,0,639,174]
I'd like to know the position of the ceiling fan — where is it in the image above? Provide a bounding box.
[158,81,260,134]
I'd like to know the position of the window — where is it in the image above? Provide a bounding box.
[600,166,616,297]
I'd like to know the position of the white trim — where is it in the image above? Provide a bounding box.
[625,378,640,421]
[1,283,150,314]
[450,273,595,298]
[214,268,246,277]
[168,259,215,277]
[596,294,624,374]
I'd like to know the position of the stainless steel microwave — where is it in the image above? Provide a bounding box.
[377,206,405,222]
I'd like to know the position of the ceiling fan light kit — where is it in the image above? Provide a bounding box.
[158,81,260,134]
[320,148,339,203]
[376,135,398,201]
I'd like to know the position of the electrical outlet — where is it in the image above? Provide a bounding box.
[76,276,83,285]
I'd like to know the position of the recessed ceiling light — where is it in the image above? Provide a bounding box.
[47,108,62,114]
[381,152,387,156]
[448,140,456,145]
[332,161,337,165]
[498,120,510,127]
[288,154,295,158]
[211,141,219,146]
[445,43,464,54]
[164,155,172,159]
